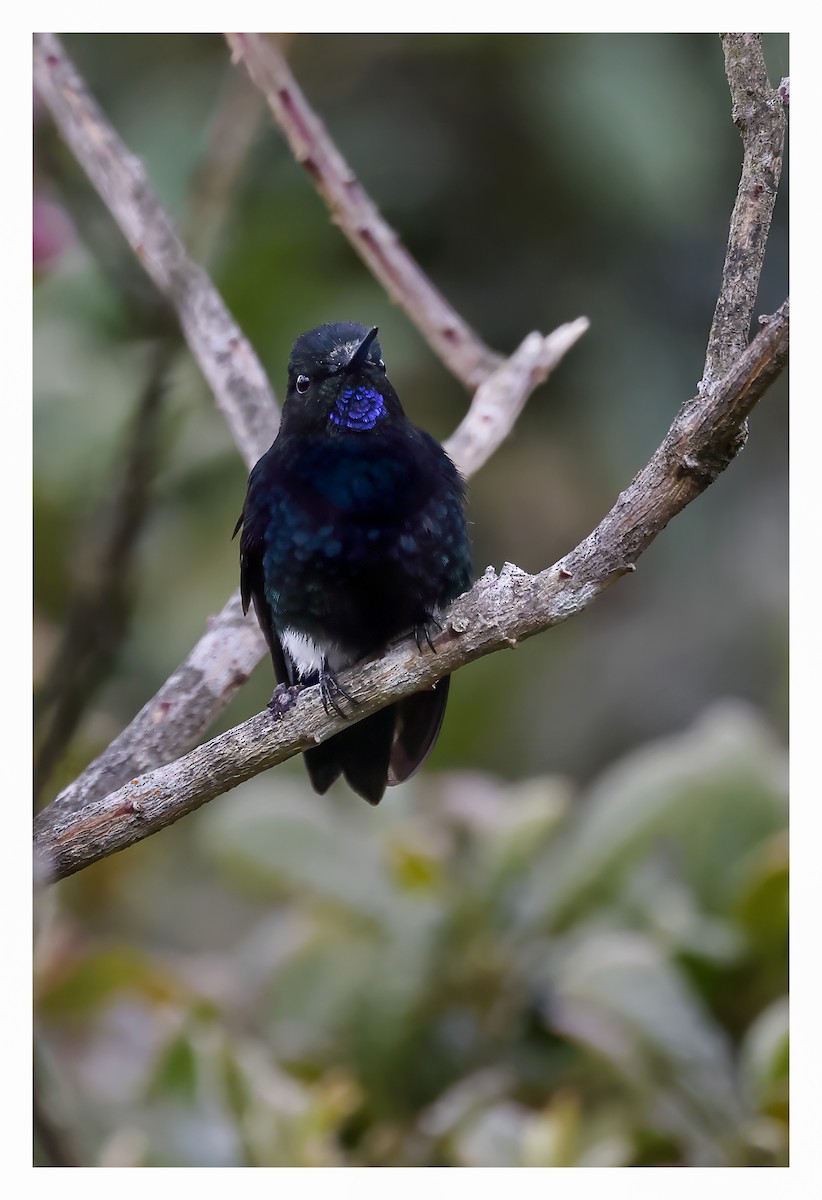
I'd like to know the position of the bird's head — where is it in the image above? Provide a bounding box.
[282,322,404,436]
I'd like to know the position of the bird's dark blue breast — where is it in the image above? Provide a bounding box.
[243,426,470,657]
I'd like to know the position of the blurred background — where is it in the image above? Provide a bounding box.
[33,33,788,1167]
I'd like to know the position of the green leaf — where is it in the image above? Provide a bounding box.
[36,946,178,1017]
[522,703,787,928]
[146,1030,199,1103]
[546,928,744,1165]
[732,831,789,951]
[739,996,789,1115]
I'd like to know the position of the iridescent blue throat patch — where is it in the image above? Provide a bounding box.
[330,386,386,432]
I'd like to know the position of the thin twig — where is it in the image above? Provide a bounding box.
[34,340,172,804]
[224,31,502,390]
[183,67,264,265]
[444,319,590,476]
[33,301,788,881]
[45,592,266,820]
[701,34,786,389]
[33,32,278,467]
[34,38,270,810]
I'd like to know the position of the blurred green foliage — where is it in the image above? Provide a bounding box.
[35,704,787,1165]
[33,33,787,1167]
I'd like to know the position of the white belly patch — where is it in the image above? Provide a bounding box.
[281,628,353,678]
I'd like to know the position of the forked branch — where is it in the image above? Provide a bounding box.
[34,300,788,881]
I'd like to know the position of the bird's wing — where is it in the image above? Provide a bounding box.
[235,494,295,688]
[388,677,451,786]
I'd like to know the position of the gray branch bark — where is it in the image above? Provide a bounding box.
[224,31,502,390]
[33,31,278,467]
[702,34,786,389]
[43,592,265,821]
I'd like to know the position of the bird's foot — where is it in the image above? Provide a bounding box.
[319,662,357,718]
[267,683,301,720]
[414,613,442,654]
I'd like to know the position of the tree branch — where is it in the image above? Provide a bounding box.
[34,37,272,814]
[33,300,788,881]
[224,31,502,390]
[444,320,589,477]
[33,31,278,467]
[701,34,786,389]
[42,592,266,823]
[34,340,172,803]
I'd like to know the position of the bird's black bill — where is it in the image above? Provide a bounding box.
[346,326,379,372]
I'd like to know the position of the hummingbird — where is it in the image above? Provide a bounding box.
[234,322,472,805]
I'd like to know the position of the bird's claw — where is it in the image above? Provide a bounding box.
[319,665,357,718]
[414,614,442,654]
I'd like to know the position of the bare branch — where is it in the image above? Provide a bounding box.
[33,32,278,466]
[44,593,266,821]
[182,68,264,265]
[34,340,172,802]
[702,34,786,389]
[34,69,260,778]
[34,301,788,881]
[224,31,502,390]
[444,320,589,477]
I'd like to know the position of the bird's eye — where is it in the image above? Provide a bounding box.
[296,374,310,394]
[378,359,386,372]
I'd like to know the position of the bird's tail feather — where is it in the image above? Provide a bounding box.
[304,705,396,806]
[388,677,450,786]
[303,678,450,805]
